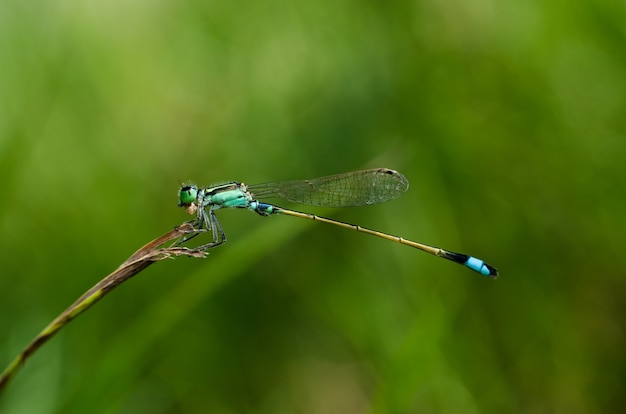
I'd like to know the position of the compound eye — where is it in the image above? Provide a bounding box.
[178,185,198,206]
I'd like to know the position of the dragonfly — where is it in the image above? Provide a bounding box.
[177,168,498,277]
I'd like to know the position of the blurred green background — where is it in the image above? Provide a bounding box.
[1,0,625,413]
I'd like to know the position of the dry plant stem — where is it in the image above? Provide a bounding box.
[0,223,207,393]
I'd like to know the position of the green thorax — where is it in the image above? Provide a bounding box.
[199,183,253,210]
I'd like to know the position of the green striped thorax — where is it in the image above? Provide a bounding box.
[179,182,256,217]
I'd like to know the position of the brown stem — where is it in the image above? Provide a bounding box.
[0,223,208,393]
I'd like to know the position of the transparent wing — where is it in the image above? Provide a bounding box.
[249,168,409,207]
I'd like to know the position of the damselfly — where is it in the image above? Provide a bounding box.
[178,168,498,277]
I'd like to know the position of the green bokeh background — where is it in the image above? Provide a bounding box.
[1,1,625,413]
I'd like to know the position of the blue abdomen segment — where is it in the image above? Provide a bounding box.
[464,256,494,276]
[444,251,498,278]
[250,201,278,216]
